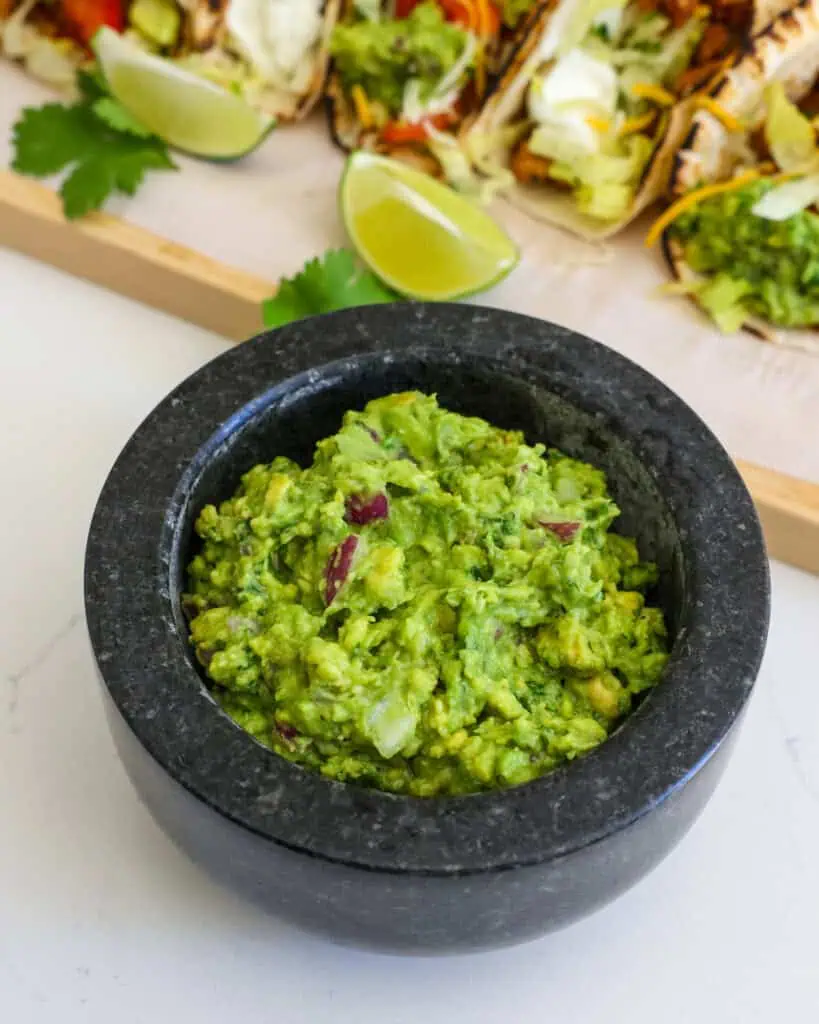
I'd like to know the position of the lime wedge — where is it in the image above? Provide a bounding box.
[92,27,274,160]
[340,151,519,301]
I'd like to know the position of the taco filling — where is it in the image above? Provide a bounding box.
[0,0,334,117]
[328,0,486,176]
[504,0,735,224]
[664,82,819,331]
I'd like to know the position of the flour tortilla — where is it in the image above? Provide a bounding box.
[666,0,819,349]
[465,0,711,239]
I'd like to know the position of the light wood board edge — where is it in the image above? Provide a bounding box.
[0,170,272,341]
[736,460,819,577]
[2,169,818,575]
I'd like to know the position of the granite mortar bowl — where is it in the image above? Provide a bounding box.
[84,304,770,955]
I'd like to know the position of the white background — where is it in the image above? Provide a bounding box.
[1,247,819,1022]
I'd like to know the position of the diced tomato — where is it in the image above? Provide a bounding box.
[477,0,501,35]
[437,0,474,27]
[59,0,124,46]
[381,112,456,144]
[395,0,499,32]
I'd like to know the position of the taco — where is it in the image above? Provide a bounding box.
[659,0,819,345]
[0,0,341,120]
[326,0,533,179]
[465,0,786,238]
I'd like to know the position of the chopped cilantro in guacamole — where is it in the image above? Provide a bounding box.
[329,1,471,118]
[669,179,819,330]
[184,393,668,797]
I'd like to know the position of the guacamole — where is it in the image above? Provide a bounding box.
[184,393,668,797]
[329,2,471,118]
[669,179,819,331]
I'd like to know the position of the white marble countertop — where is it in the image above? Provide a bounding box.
[1,247,818,1022]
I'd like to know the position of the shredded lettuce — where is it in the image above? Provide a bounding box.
[353,0,382,20]
[428,127,514,202]
[690,274,753,333]
[559,0,629,57]
[583,9,703,110]
[752,174,819,221]
[764,81,819,173]
[129,0,181,49]
[529,128,653,220]
[173,50,265,99]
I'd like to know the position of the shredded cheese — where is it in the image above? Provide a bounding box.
[695,95,744,133]
[644,170,761,247]
[474,0,490,35]
[694,4,710,15]
[586,115,611,133]
[630,82,676,107]
[705,56,736,91]
[351,85,373,129]
[462,0,478,32]
[475,54,486,98]
[619,112,655,137]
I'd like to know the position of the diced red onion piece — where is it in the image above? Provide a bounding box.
[538,520,581,541]
[324,534,359,604]
[345,492,389,525]
[275,721,298,743]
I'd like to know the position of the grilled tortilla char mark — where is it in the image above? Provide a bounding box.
[696,21,734,61]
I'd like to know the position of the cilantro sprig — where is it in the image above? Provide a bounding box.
[11,70,176,219]
[262,249,401,328]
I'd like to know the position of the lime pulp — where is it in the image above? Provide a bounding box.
[340,151,519,301]
[92,27,274,160]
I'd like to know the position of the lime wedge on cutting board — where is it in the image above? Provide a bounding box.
[340,151,518,301]
[92,27,275,160]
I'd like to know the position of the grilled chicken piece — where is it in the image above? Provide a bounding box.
[695,21,733,62]
[710,0,751,30]
[510,140,553,185]
[662,0,698,28]
[380,144,443,179]
[179,0,228,50]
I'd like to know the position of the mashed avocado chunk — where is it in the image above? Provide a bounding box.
[185,393,668,797]
[329,1,471,118]
[669,179,819,330]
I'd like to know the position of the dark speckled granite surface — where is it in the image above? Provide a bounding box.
[85,305,769,952]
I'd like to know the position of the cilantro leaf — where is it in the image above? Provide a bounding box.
[76,67,108,102]
[11,89,176,219]
[262,249,400,328]
[12,104,95,176]
[92,96,154,139]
